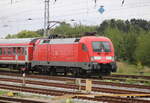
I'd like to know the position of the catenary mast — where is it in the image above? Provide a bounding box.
[44,0,50,37]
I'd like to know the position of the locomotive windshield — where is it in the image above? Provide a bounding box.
[92,41,111,52]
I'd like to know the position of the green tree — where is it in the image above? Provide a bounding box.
[135,33,150,66]
[5,34,12,39]
[36,29,44,37]
[5,30,41,38]
[51,23,97,37]
[16,30,41,38]
[102,26,125,60]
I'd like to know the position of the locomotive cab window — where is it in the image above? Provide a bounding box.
[82,44,88,51]
[92,41,111,52]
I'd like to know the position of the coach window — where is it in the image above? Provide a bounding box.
[13,48,16,55]
[0,48,2,55]
[17,47,21,55]
[82,44,88,52]
[8,48,11,55]
[7,48,12,55]
[21,47,26,55]
[2,48,4,55]
[4,48,7,55]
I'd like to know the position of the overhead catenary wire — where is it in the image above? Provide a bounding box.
[0,0,150,31]
[1,2,150,22]
[2,10,150,25]
[0,0,150,18]
[52,4,150,18]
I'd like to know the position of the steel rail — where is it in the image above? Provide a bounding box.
[0,84,149,103]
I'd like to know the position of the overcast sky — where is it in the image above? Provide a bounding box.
[0,0,150,37]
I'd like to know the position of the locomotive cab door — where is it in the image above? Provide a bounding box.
[77,43,90,62]
[39,39,50,62]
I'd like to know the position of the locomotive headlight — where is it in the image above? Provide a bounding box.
[106,56,114,61]
[91,56,102,61]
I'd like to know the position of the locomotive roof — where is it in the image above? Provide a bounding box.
[42,36,110,44]
[0,38,38,44]
[49,38,80,44]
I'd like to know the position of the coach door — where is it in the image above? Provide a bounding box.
[25,47,28,62]
[15,47,26,63]
[13,47,18,64]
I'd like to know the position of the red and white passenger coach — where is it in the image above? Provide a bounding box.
[0,38,38,70]
[0,36,117,76]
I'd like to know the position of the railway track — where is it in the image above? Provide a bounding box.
[0,77,149,94]
[1,69,150,79]
[110,74,150,80]
[0,96,47,103]
[0,72,150,90]
[0,84,150,103]
[0,69,150,83]
[103,76,150,83]
[0,71,150,102]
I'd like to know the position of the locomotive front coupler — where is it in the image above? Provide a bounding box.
[91,62,101,70]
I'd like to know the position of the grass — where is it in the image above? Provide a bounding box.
[0,91,7,96]
[109,62,150,85]
[0,90,76,103]
[113,62,150,76]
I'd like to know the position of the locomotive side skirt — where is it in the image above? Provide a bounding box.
[32,61,91,70]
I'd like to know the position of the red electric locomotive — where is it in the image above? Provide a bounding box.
[31,36,117,76]
[0,35,117,76]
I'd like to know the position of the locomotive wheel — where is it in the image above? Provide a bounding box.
[8,65,14,72]
[98,75,102,79]
[30,67,37,74]
[105,71,111,76]
[79,69,87,78]
[85,73,91,78]
[72,68,80,77]
[50,67,56,76]
[64,68,67,76]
